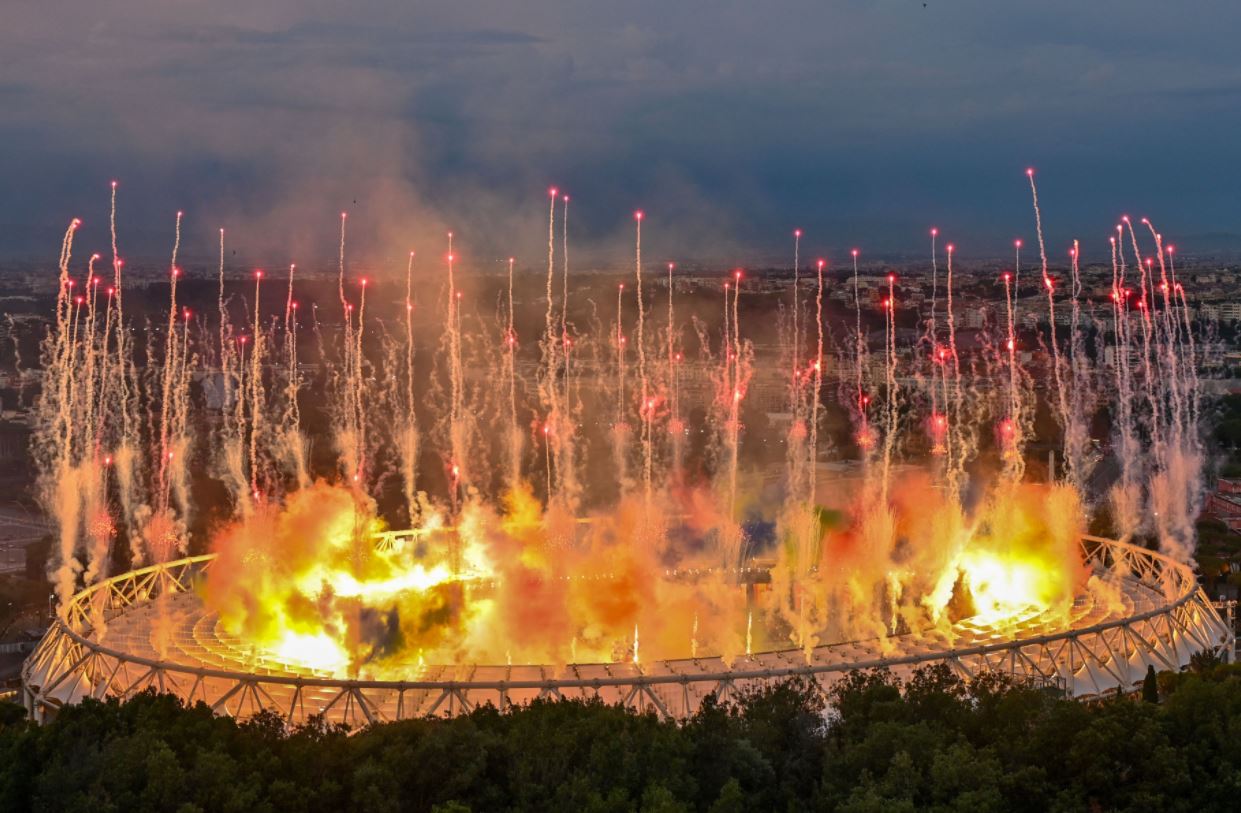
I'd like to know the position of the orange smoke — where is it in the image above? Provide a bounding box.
[201,470,1088,677]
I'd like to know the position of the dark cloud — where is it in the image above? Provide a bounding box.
[2,1,1239,266]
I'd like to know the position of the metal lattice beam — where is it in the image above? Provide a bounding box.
[21,537,1234,726]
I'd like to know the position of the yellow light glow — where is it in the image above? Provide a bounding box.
[272,631,350,673]
[959,551,1052,625]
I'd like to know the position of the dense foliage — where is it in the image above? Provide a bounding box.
[5,660,1241,812]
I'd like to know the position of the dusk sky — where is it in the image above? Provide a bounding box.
[4,1,1240,266]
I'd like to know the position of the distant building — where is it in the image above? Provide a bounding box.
[962,304,990,330]
[1100,346,1146,369]
[1202,302,1241,322]
[1207,478,1241,532]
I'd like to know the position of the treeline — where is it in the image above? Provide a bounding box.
[3,659,1241,812]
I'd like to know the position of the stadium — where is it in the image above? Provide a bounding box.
[21,533,1232,726]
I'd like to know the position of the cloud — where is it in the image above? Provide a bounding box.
[2,1,1241,261]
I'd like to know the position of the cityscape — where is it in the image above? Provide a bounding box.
[2,2,1241,811]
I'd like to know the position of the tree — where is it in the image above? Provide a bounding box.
[707,778,746,813]
[1142,665,1159,704]
[1189,647,1224,675]
[16,669,1241,811]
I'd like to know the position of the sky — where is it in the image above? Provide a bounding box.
[3,1,1240,267]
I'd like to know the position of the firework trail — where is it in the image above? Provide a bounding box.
[216,230,249,517]
[1013,239,1022,326]
[544,189,557,351]
[1121,219,1162,443]
[279,263,308,490]
[882,274,898,503]
[83,258,113,594]
[789,230,804,470]
[1137,252,1164,447]
[809,257,825,503]
[338,214,352,392]
[558,194,579,508]
[81,256,100,447]
[944,244,964,495]
[792,230,801,378]
[154,211,194,558]
[543,416,553,498]
[446,232,467,507]
[1169,249,1206,556]
[785,230,808,537]
[505,257,522,490]
[725,271,746,566]
[45,218,83,609]
[851,250,871,457]
[1027,170,1072,486]
[722,279,732,398]
[334,212,365,487]
[353,274,368,485]
[40,215,120,617]
[50,224,77,462]
[236,333,248,498]
[561,196,571,348]
[1138,219,1201,560]
[1168,245,1201,429]
[1065,241,1092,494]
[635,211,653,506]
[793,257,826,633]
[1142,219,1185,441]
[1118,221,1167,526]
[170,301,193,522]
[64,297,81,456]
[395,253,420,523]
[1145,222,1178,340]
[107,185,144,561]
[716,277,733,559]
[539,190,561,503]
[613,283,629,491]
[156,212,183,517]
[927,230,946,455]
[79,260,105,578]
[96,281,117,445]
[666,262,683,479]
[1109,231,1142,541]
[1001,239,1027,474]
[330,213,371,493]
[1001,269,1023,480]
[248,269,265,502]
